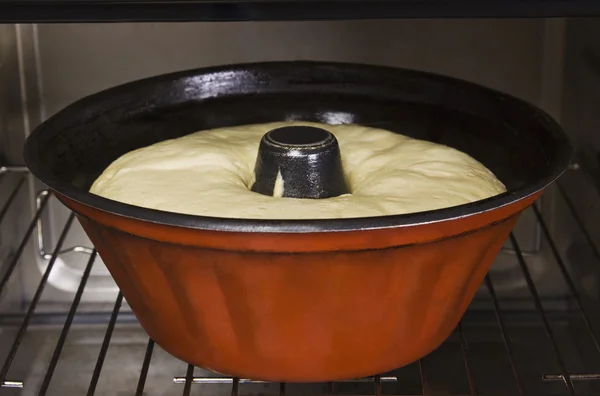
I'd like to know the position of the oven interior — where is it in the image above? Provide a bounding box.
[1,18,600,396]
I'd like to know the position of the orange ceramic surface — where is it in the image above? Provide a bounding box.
[58,192,538,381]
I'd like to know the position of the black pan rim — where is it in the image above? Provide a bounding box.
[23,61,574,234]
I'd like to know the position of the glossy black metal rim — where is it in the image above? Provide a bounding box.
[24,61,573,233]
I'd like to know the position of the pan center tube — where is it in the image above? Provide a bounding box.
[250,126,350,199]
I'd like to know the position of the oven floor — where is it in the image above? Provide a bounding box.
[0,317,598,396]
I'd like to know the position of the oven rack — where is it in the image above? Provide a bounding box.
[0,164,600,396]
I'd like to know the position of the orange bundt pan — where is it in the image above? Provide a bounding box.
[24,62,571,381]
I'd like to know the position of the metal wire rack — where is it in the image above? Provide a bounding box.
[1,164,600,396]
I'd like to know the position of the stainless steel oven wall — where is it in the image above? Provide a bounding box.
[1,19,571,311]
[554,18,600,305]
[0,24,30,314]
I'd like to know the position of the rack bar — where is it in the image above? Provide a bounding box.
[135,339,155,396]
[0,190,50,295]
[231,377,239,396]
[0,166,28,174]
[279,382,286,396]
[173,377,399,385]
[182,365,194,396]
[374,374,382,396]
[509,233,575,395]
[484,275,525,395]
[86,291,123,396]
[38,249,98,396]
[36,192,93,260]
[0,212,75,385]
[457,322,476,395]
[543,373,600,381]
[0,176,26,225]
[532,204,600,354]
[1,380,23,388]
[418,359,429,395]
[326,381,333,394]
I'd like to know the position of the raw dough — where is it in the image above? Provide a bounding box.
[90,122,506,220]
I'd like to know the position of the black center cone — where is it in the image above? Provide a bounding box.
[250,126,350,199]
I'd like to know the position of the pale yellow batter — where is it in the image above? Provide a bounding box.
[90,122,506,219]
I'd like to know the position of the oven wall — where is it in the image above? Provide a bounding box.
[0,19,570,309]
[0,25,30,313]
[37,20,548,115]
[554,18,600,303]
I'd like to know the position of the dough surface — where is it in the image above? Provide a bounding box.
[90,122,506,220]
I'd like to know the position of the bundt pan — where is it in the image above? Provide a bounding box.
[24,61,571,382]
